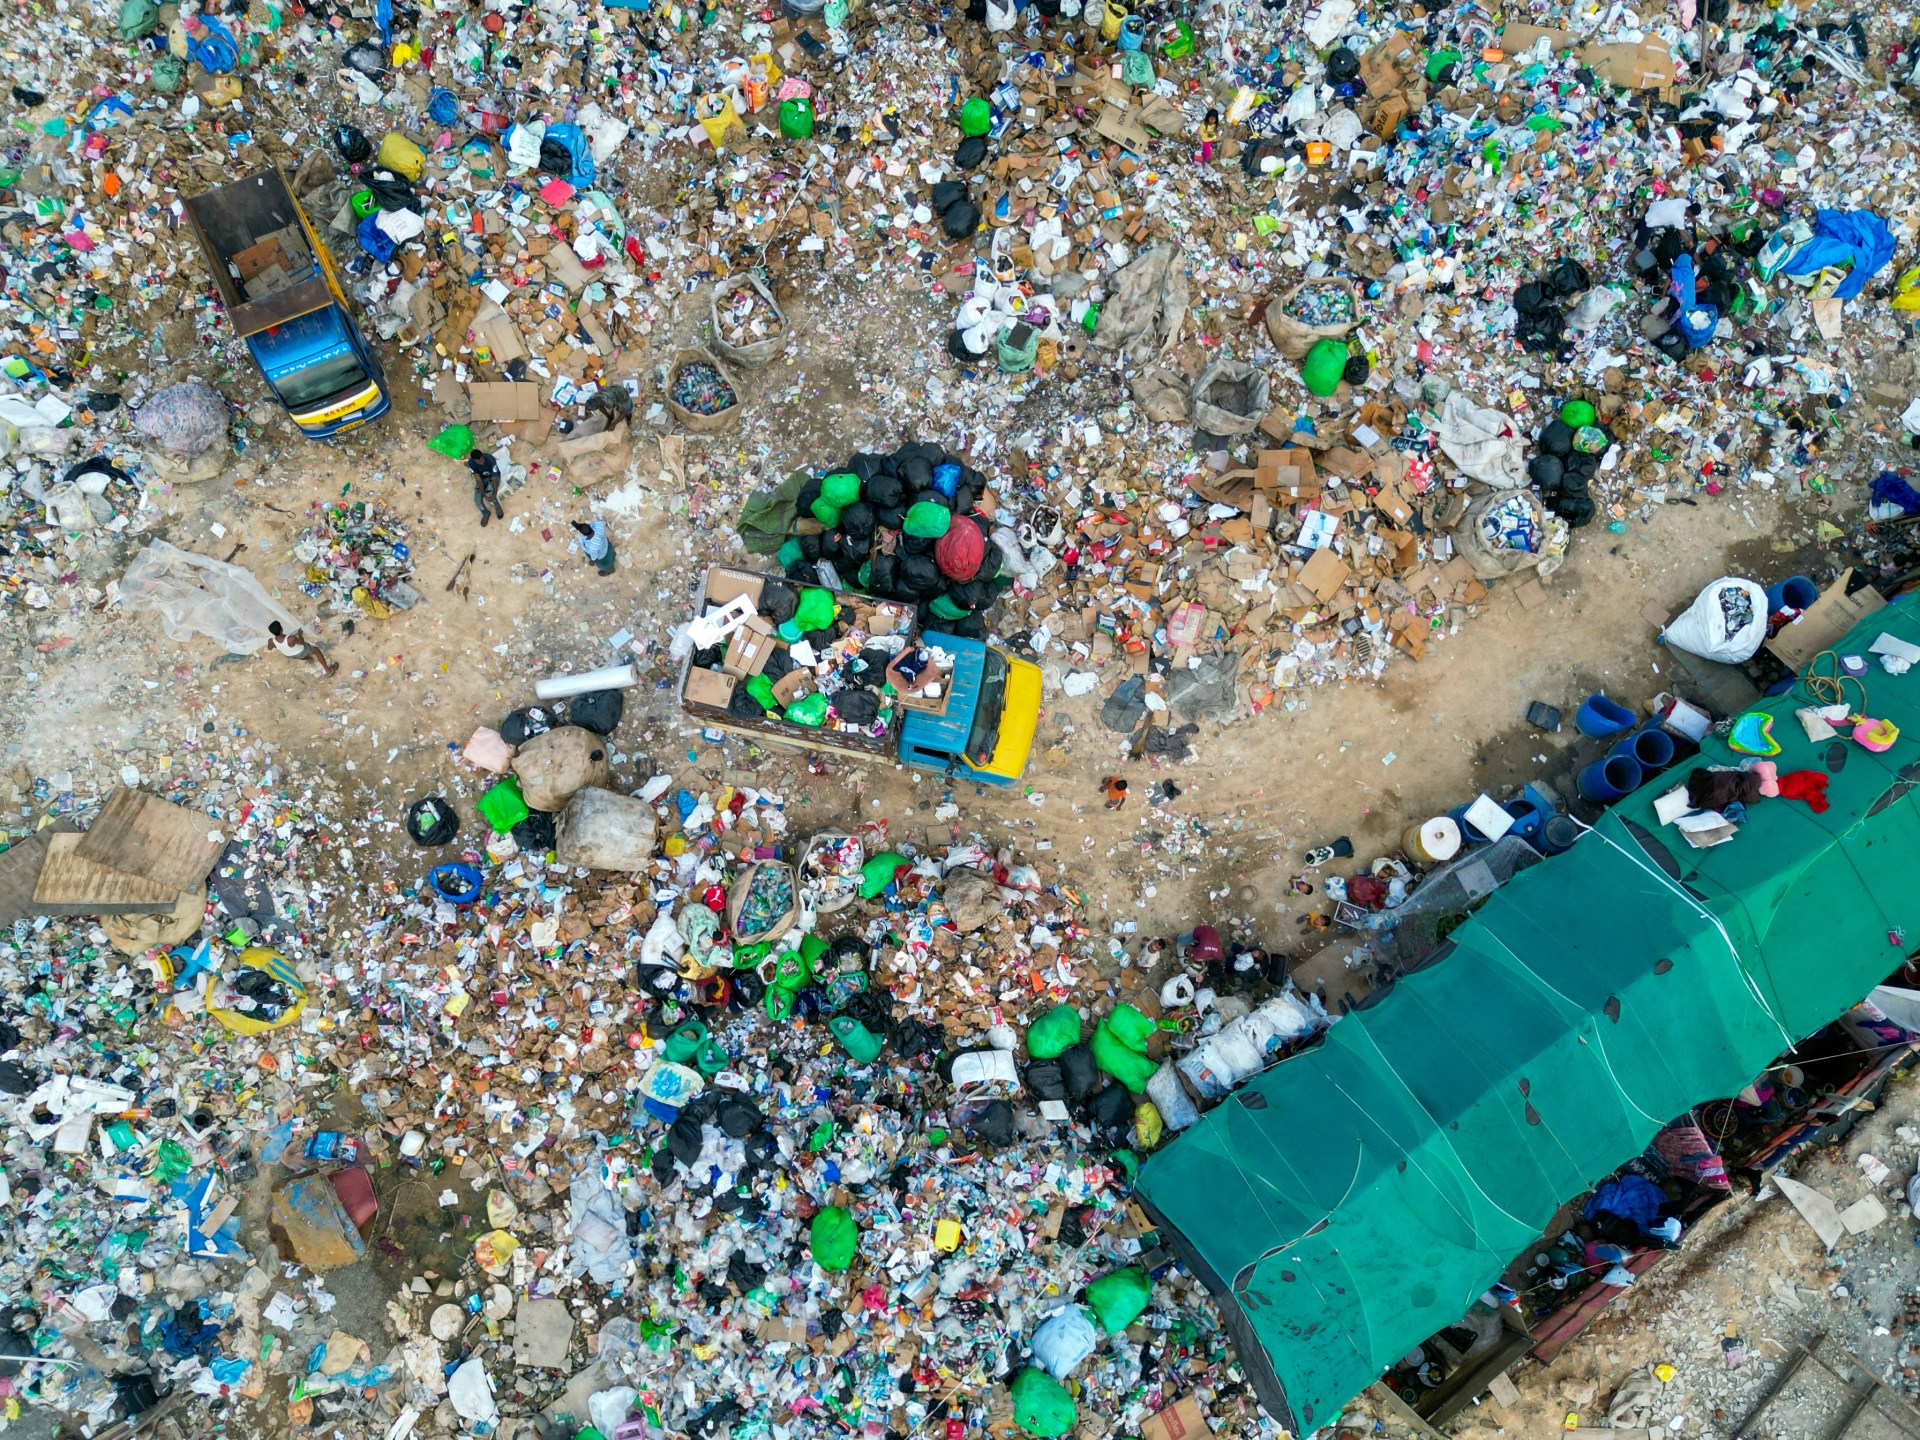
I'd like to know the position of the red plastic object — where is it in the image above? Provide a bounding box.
[330,1166,378,1231]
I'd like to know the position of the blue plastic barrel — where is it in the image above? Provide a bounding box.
[1579,754,1643,803]
[1611,726,1675,774]
[1764,575,1818,614]
[1537,814,1580,854]
[1502,800,1545,842]
[1446,803,1495,844]
[1575,694,1636,739]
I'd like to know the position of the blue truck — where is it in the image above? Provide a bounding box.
[184,167,391,438]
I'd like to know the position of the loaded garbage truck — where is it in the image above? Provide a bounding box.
[185,166,391,438]
[679,566,1041,786]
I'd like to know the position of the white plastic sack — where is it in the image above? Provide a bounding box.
[1145,1061,1200,1132]
[1662,577,1767,663]
[1567,287,1623,332]
[447,1359,498,1425]
[984,0,1015,30]
[589,1388,641,1436]
[577,103,631,162]
[1176,1025,1265,1100]
[1031,1305,1101,1379]
[117,540,305,655]
[375,207,425,243]
[1302,0,1355,48]
[1435,390,1526,488]
[504,122,546,171]
[1244,991,1327,1054]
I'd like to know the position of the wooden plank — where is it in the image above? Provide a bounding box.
[0,827,65,925]
[30,833,180,912]
[73,788,224,894]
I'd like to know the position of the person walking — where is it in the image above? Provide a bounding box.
[573,519,615,576]
[467,449,504,526]
[1100,776,1128,810]
[266,621,337,676]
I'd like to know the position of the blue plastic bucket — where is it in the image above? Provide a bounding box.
[1610,726,1675,774]
[1575,694,1636,739]
[1579,754,1643,804]
[1764,575,1818,614]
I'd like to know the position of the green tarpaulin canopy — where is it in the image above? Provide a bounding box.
[1137,591,1920,1434]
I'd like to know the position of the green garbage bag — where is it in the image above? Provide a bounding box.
[1426,47,1462,81]
[1090,1019,1157,1092]
[777,537,805,569]
[663,1019,708,1064]
[772,946,814,988]
[779,97,815,139]
[746,674,777,712]
[428,424,474,458]
[959,96,992,137]
[475,776,529,834]
[740,470,811,554]
[822,472,862,507]
[766,984,797,1022]
[1009,1369,1075,1438]
[1118,50,1154,86]
[149,53,186,92]
[1105,1003,1156,1052]
[694,1038,730,1077]
[810,1205,858,1271]
[809,497,842,526]
[859,851,907,898]
[117,0,159,38]
[1026,1004,1083,1060]
[929,594,968,620]
[794,587,837,631]
[996,325,1040,374]
[1560,398,1597,428]
[903,501,952,539]
[785,693,828,727]
[829,1015,884,1064]
[1301,338,1348,397]
[857,561,872,588]
[1084,1266,1152,1332]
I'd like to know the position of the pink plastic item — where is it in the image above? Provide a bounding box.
[612,1419,649,1440]
[463,727,515,773]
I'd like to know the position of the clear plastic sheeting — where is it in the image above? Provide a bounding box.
[131,379,230,457]
[117,540,305,654]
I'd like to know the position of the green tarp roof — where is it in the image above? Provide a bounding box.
[1136,591,1920,1435]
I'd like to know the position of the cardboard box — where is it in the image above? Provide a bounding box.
[722,617,777,677]
[684,668,738,711]
[469,381,547,423]
[770,669,812,705]
[1765,568,1887,670]
[1139,1397,1211,1440]
[705,569,766,608]
[1299,547,1350,604]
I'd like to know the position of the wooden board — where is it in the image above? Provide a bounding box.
[73,787,224,894]
[32,832,182,912]
[0,828,58,926]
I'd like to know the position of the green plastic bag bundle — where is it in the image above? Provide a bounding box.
[663,1019,708,1064]
[829,1015,884,1064]
[117,0,159,38]
[1026,1004,1083,1060]
[785,693,828,727]
[765,985,796,1022]
[694,1038,730,1077]
[772,945,815,988]
[1560,398,1597,428]
[996,325,1040,374]
[777,537,804,569]
[1301,338,1348,397]
[746,674,777,712]
[794,588,836,631]
[428,424,475,458]
[1084,1266,1152,1332]
[903,501,952,539]
[859,851,907,898]
[149,53,185,92]
[959,96,992,137]
[476,776,529,834]
[1118,50,1155,86]
[809,497,843,526]
[1090,1019,1157,1092]
[779,97,815,139]
[822,472,861,507]
[1009,1368,1075,1438]
[1105,1003,1156,1052]
[810,1205,858,1271]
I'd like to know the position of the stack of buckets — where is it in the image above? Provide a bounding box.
[1576,694,1675,804]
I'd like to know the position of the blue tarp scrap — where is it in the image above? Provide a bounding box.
[1778,208,1896,300]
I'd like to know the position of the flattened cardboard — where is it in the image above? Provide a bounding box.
[1577,38,1675,90]
[1500,21,1576,53]
[1139,1397,1211,1440]
[469,382,546,423]
[705,570,767,608]
[1299,546,1350,604]
[1765,568,1887,671]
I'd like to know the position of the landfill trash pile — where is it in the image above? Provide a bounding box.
[294,499,421,620]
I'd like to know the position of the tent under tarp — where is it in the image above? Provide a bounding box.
[1136,591,1920,1435]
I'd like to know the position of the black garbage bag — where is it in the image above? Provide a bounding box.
[1513,281,1551,315]
[651,1143,678,1183]
[840,500,877,545]
[1327,45,1360,84]
[718,1098,762,1137]
[841,989,893,1034]
[1526,453,1565,491]
[865,471,906,509]
[333,123,372,164]
[730,970,766,1008]
[730,683,768,719]
[538,136,575,175]
[1557,491,1597,527]
[1342,352,1371,385]
[955,135,988,170]
[942,613,988,641]
[837,688,881,727]
[893,1016,942,1058]
[1563,450,1600,483]
[668,1113,705,1166]
[949,329,990,364]
[848,453,884,482]
[1517,307,1566,355]
[569,689,624,735]
[1539,418,1575,456]
[974,1099,1015,1146]
[1546,258,1591,296]
[797,531,824,562]
[366,172,421,213]
[727,1251,767,1290]
[931,180,968,214]
[901,456,934,492]
[948,576,996,611]
[744,1128,781,1168]
[1087,1083,1133,1130]
[500,705,558,745]
[406,796,458,846]
[941,202,981,239]
[512,811,556,852]
[758,581,796,625]
[868,550,901,594]
[975,536,1004,582]
[762,647,794,683]
[1060,1044,1098,1098]
[899,552,943,596]
[1026,1061,1067,1100]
